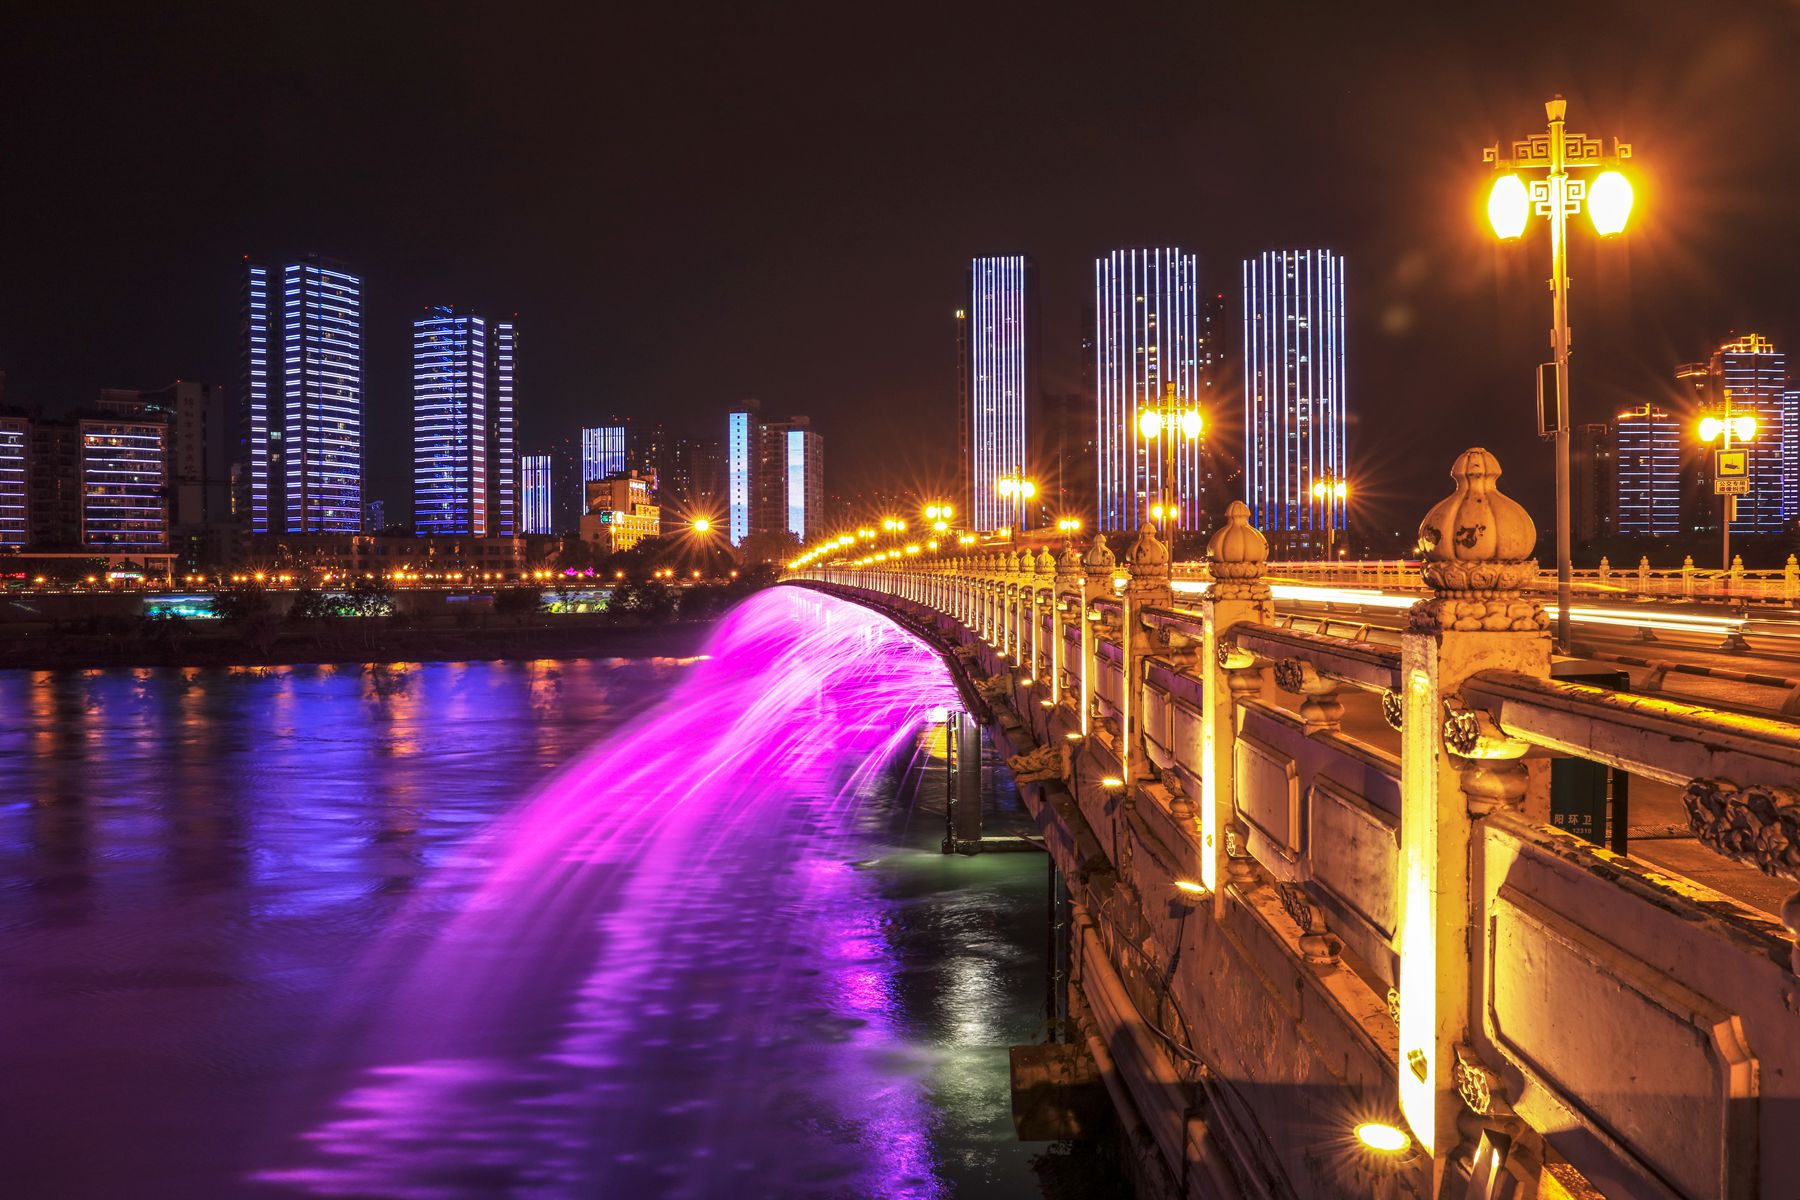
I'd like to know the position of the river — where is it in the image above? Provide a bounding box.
[0,587,1114,1199]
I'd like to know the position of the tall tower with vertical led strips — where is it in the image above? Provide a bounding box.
[413,308,488,536]
[488,320,518,536]
[239,259,275,532]
[964,255,1035,532]
[1242,249,1346,545]
[1093,247,1202,533]
[282,259,364,533]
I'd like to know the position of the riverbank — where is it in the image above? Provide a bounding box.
[0,614,717,671]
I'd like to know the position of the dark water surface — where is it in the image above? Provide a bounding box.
[0,591,1064,1198]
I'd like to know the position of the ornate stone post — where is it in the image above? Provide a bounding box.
[1052,544,1083,707]
[1396,449,1549,1185]
[1034,548,1056,680]
[1015,550,1037,671]
[1123,526,1172,783]
[1199,502,1273,899]
[1080,535,1116,737]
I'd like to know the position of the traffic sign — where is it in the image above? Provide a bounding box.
[1715,478,1749,496]
[1716,449,1747,478]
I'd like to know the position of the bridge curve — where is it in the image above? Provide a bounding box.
[789,449,1800,1200]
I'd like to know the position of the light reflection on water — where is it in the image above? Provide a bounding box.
[0,589,1054,1198]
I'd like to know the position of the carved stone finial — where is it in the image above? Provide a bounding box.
[1054,545,1084,589]
[1125,525,1172,607]
[1036,548,1056,576]
[1205,501,1269,601]
[1082,533,1116,572]
[1017,549,1036,576]
[1411,449,1547,634]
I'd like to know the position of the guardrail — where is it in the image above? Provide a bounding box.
[793,448,1800,1200]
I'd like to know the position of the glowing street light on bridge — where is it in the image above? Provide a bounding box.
[1484,94,1634,649]
[1309,477,1349,559]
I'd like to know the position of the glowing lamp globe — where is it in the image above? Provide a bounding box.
[1699,416,1723,443]
[1138,409,1163,439]
[1587,170,1634,237]
[1734,415,1757,442]
[1334,480,1348,499]
[1179,410,1203,438]
[1487,174,1530,240]
[1020,481,1037,500]
[692,517,711,533]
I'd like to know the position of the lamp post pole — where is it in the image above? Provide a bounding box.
[1486,96,1633,651]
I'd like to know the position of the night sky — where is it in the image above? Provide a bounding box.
[6,2,1800,539]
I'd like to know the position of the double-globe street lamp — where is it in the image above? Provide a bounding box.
[1309,476,1349,560]
[1137,381,1204,537]
[1485,95,1634,648]
[996,475,1037,536]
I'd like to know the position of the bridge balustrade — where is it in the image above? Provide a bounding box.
[796,448,1800,1199]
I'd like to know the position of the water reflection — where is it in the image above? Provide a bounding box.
[0,589,1054,1198]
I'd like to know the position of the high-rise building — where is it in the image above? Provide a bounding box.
[1573,422,1616,543]
[28,421,80,547]
[413,308,490,536]
[1612,405,1681,537]
[785,426,825,542]
[1242,249,1347,549]
[282,259,363,533]
[239,261,275,532]
[412,309,519,537]
[99,381,229,531]
[582,424,629,485]
[1676,334,1791,535]
[80,416,167,549]
[241,257,364,534]
[0,413,26,546]
[726,404,756,545]
[1093,247,1205,533]
[488,321,518,536]
[962,255,1036,532]
[519,453,553,534]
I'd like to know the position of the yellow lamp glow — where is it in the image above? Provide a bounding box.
[692,517,711,533]
[1020,481,1037,500]
[1335,481,1348,499]
[1734,415,1757,442]
[1487,174,1530,240]
[943,505,954,518]
[1179,409,1203,438]
[1698,416,1723,443]
[1587,170,1633,237]
[1138,409,1163,439]
[925,504,940,519]
[1353,1122,1411,1154]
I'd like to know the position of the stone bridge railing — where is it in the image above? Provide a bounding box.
[792,447,1800,1200]
[1240,555,1800,605]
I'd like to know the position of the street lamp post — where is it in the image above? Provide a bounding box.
[995,475,1037,537]
[1309,477,1349,560]
[1137,381,1204,538]
[1696,389,1757,575]
[1485,95,1634,649]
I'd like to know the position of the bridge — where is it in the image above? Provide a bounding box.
[790,447,1800,1200]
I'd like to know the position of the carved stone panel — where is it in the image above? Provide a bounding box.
[1307,777,1400,941]
[1487,885,1758,1200]
[1233,732,1301,863]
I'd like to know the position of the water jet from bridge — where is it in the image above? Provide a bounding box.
[257,586,973,1199]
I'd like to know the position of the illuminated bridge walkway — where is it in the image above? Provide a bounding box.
[790,447,1800,1200]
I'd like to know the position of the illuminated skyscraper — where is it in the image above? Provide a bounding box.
[1242,249,1346,547]
[519,453,553,535]
[582,424,628,484]
[962,256,1036,532]
[282,259,363,533]
[0,414,26,546]
[1677,334,1791,534]
[1611,405,1680,537]
[239,260,275,532]
[726,404,756,545]
[1093,247,1204,533]
[413,308,489,536]
[81,417,167,548]
[785,426,824,542]
[488,321,518,536]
